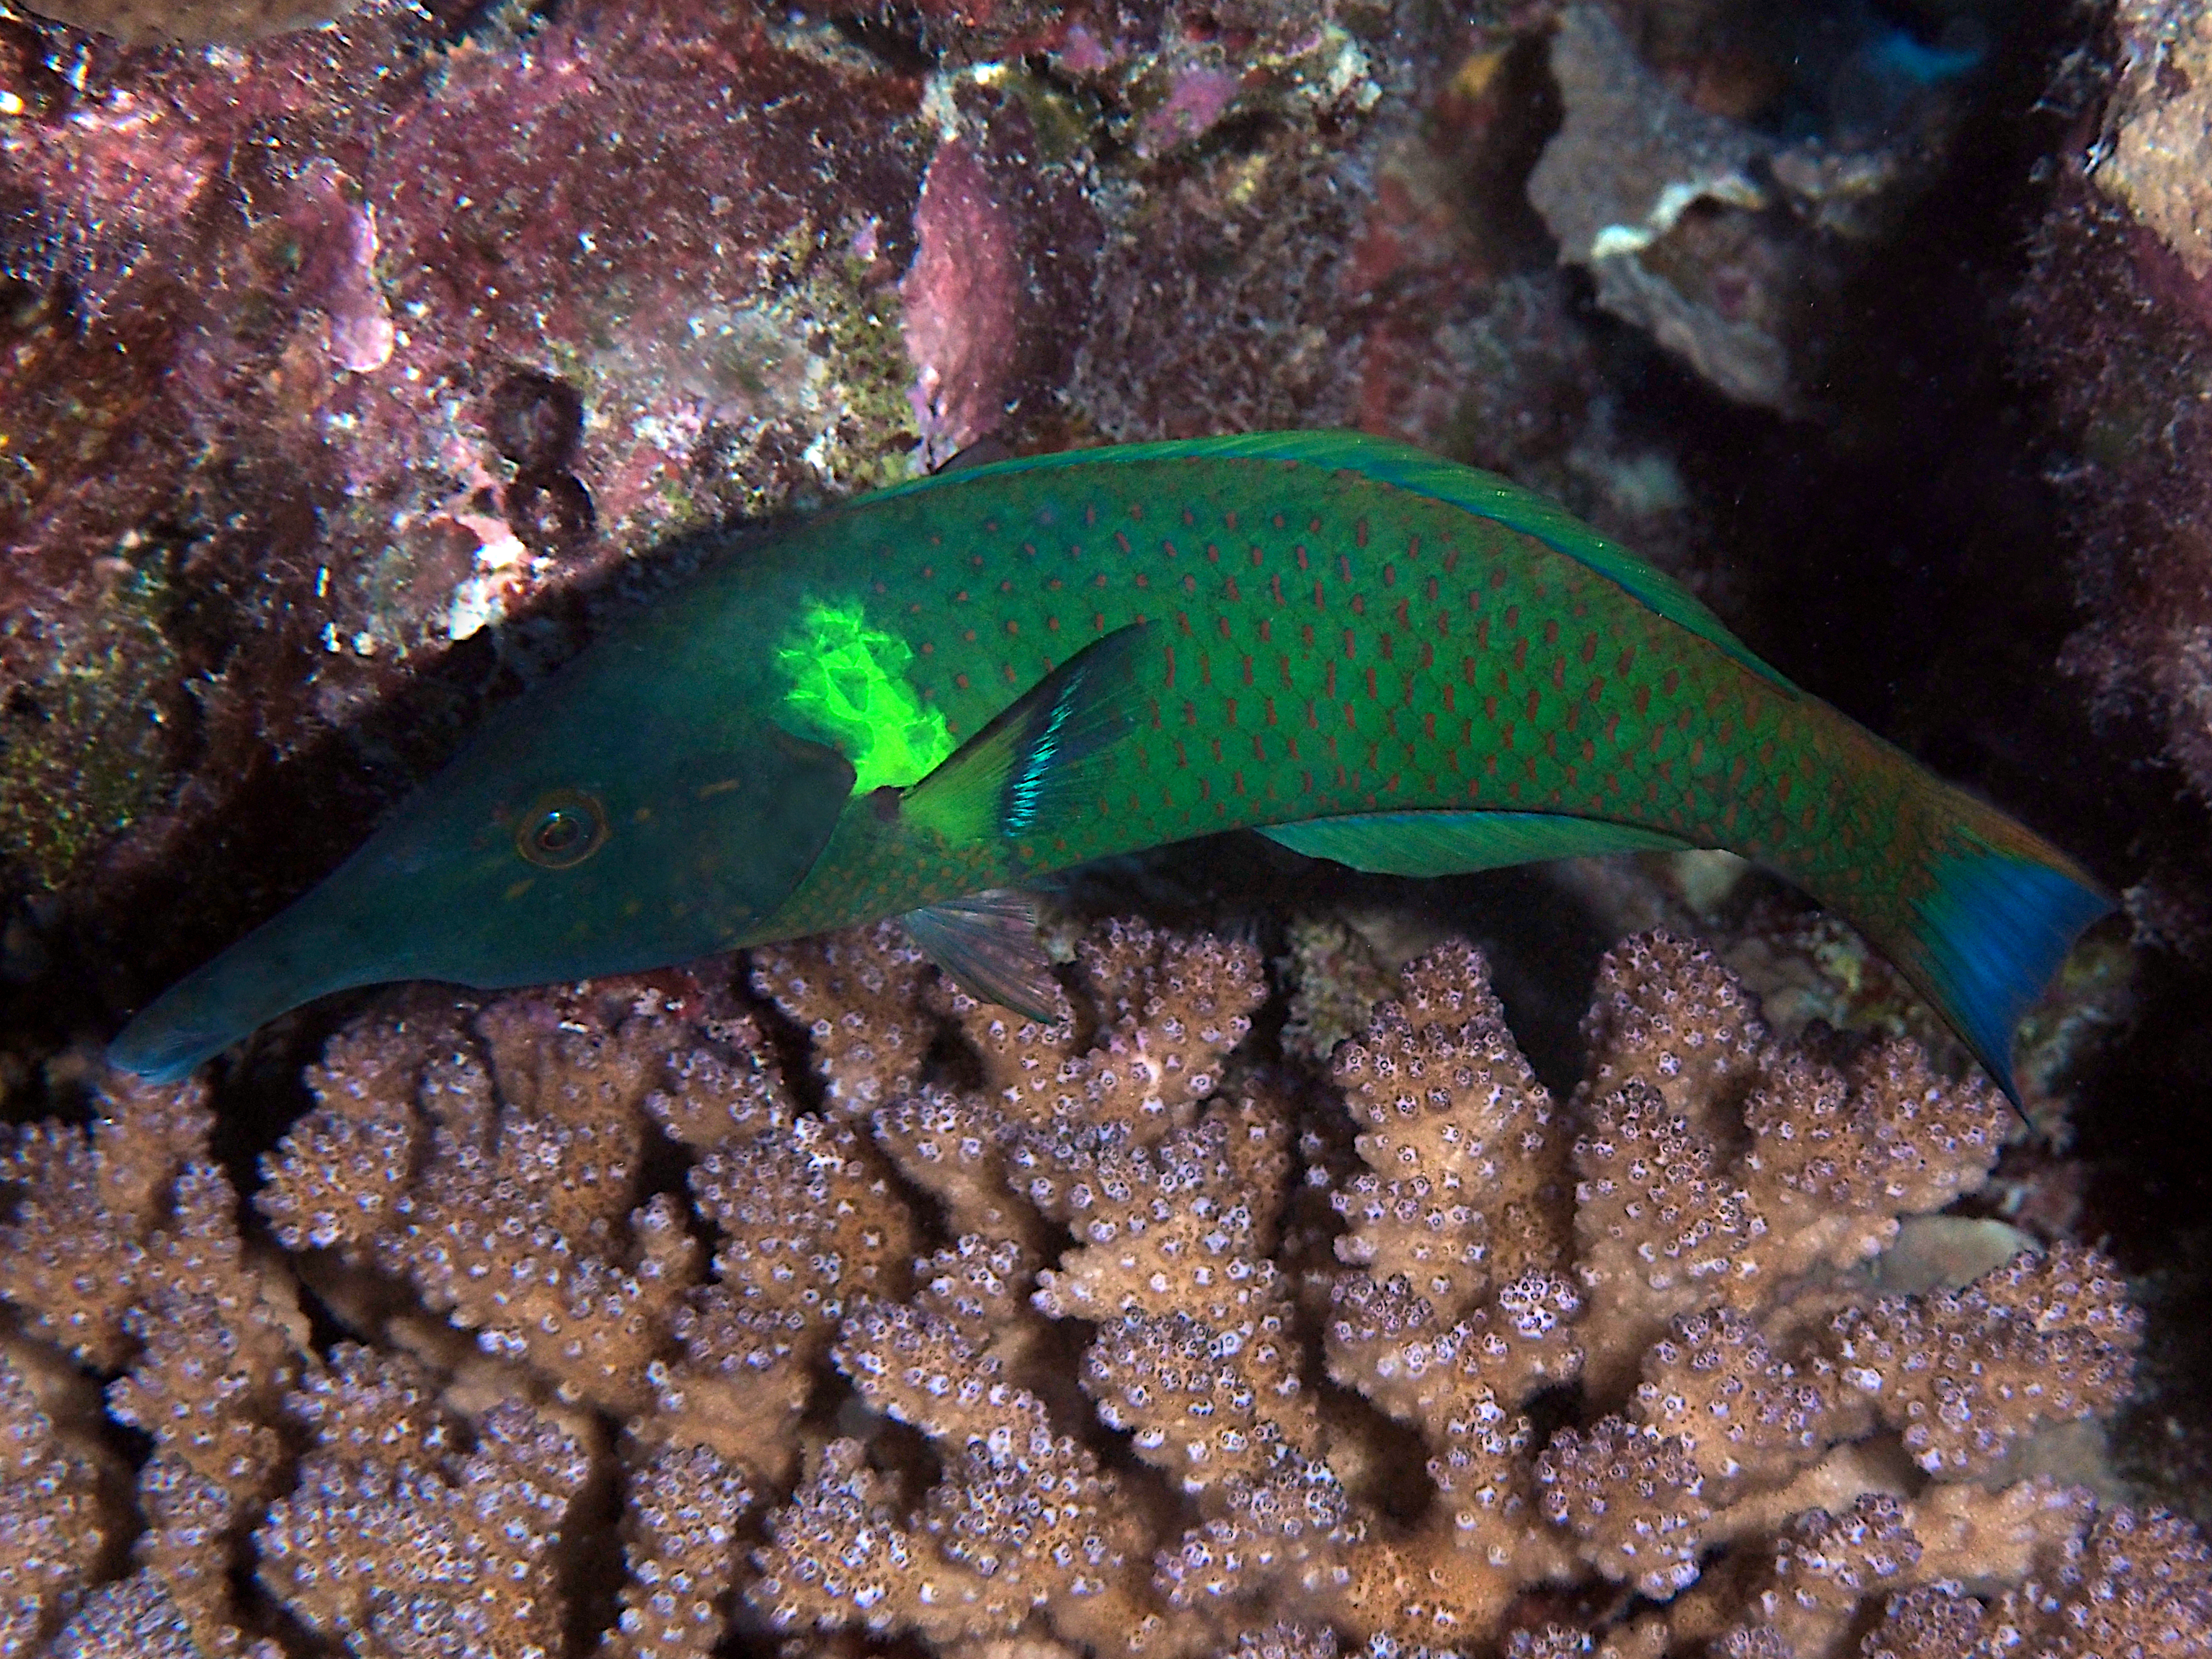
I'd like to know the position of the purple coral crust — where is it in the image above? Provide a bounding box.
[0,0,928,913]
[2022,5,2212,819]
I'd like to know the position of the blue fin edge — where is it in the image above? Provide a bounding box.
[1907,837,2115,1106]
[900,622,1150,844]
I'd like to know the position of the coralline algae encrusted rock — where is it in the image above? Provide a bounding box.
[790,0,1396,154]
[900,79,1103,466]
[1,920,2202,1656]
[2022,0,2212,848]
[2,0,1689,944]
[0,0,935,908]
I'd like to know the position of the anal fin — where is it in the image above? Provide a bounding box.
[1259,809,1697,879]
[900,889,1065,1023]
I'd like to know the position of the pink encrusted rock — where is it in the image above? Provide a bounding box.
[350,0,928,532]
[900,84,1101,466]
[2022,4,2212,830]
[0,0,930,915]
[902,139,1024,463]
[282,159,394,374]
[1134,64,1245,157]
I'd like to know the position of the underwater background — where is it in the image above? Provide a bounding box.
[5,0,2212,1653]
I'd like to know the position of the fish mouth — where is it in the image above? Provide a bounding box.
[107,989,247,1084]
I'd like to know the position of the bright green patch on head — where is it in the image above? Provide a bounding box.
[775,600,954,791]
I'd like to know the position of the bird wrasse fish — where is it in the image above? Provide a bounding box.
[109,432,2112,1102]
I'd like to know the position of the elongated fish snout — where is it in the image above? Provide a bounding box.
[107,992,246,1084]
[107,897,378,1082]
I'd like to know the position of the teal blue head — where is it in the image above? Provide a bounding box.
[107,639,858,1082]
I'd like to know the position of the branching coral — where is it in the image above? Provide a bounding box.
[0,1076,301,1653]
[759,1298,1163,1652]
[0,1343,126,1653]
[256,1345,596,1656]
[0,922,2202,1656]
[262,987,709,1419]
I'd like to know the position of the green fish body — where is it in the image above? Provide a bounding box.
[110,433,2112,1099]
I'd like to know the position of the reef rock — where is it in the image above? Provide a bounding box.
[1529,1,1989,410]
[2022,0,2212,915]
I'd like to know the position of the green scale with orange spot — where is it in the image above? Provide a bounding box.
[110,433,2111,1103]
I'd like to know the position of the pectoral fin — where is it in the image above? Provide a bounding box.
[1258,809,1697,878]
[900,889,1065,1023]
[900,621,1152,845]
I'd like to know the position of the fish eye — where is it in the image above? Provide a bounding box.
[516,788,608,869]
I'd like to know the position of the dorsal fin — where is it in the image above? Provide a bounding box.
[865,430,1796,694]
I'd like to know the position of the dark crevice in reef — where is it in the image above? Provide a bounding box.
[1604,0,2212,1520]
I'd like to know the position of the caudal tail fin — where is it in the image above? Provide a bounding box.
[1858,788,2114,1108]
